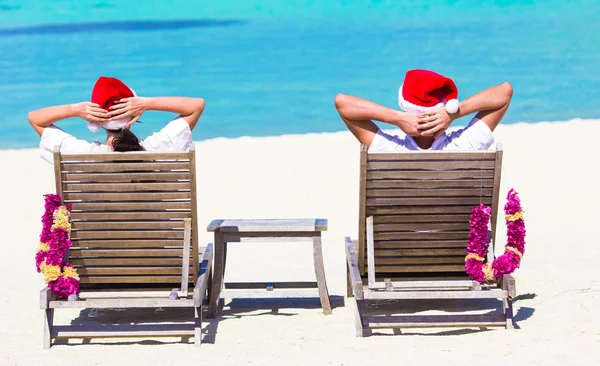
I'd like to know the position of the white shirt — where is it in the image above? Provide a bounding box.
[40,117,192,164]
[368,117,495,152]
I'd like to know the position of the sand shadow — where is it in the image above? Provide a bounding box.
[513,306,535,328]
[355,297,531,337]
[56,306,207,346]
[222,295,346,315]
[201,295,345,344]
[0,19,247,36]
[58,295,344,346]
[368,327,493,337]
[55,294,537,345]
[510,292,538,328]
[512,292,537,302]
[362,298,504,315]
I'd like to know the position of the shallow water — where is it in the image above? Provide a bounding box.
[0,0,597,148]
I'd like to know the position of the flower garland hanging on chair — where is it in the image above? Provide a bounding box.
[35,194,80,298]
[465,189,526,283]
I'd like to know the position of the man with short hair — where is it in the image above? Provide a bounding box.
[335,69,513,151]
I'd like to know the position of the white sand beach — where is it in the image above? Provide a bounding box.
[1,119,599,365]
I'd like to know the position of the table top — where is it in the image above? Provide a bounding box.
[207,219,328,232]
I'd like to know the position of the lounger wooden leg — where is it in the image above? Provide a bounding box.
[223,238,228,275]
[504,298,514,329]
[502,274,516,329]
[312,234,332,315]
[43,309,54,349]
[194,306,202,346]
[207,233,225,318]
[206,270,213,305]
[354,299,365,337]
[346,262,353,298]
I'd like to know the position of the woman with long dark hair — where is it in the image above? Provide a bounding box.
[28,77,204,163]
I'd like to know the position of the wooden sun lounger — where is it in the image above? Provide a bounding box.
[345,144,516,336]
[40,144,213,348]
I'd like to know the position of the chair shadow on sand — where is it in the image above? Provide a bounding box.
[56,293,535,346]
[56,295,345,346]
[355,292,538,337]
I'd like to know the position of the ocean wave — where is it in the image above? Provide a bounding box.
[0,5,20,12]
[0,19,246,36]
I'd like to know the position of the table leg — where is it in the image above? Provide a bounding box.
[223,236,228,275]
[312,233,332,315]
[207,232,225,318]
[346,261,353,298]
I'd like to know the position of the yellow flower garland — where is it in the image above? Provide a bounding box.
[505,211,523,222]
[37,242,50,252]
[62,265,80,280]
[40,262,62,283]
[52,206,71,233]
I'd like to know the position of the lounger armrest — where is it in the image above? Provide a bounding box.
[487,230,496,263]
[40,286,56,309]
[501,274,516,298]
[345,237,364,299]
[207,220,225,232]
[193,243,213,307]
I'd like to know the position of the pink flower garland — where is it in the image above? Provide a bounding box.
[465,189,526,283]
[35,194,80,298]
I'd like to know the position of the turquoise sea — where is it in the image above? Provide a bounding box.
[0,0,598,149]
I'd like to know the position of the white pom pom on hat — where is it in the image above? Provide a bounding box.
[88,121,102,132]
[445,98,459,114]
[398,69,460,114]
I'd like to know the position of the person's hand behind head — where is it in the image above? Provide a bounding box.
[418,107,456,139]
[73,102,109,124]
[397,112,422,137]
[107,97,148,127]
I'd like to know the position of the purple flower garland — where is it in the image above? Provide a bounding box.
[465,189,526,283]
[35,194,80,298]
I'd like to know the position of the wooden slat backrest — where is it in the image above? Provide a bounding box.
[53,146,199,290]
[357,144,503,279]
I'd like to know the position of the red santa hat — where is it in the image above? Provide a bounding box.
[88,76,136,132]
[398,69,459,114]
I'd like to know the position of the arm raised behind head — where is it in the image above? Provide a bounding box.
[108,97,205,131]
[334,93,420,147]
[28,103,108,136]
[418,82,513,136]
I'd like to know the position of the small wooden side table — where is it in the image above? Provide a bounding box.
[206,218,331,317]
